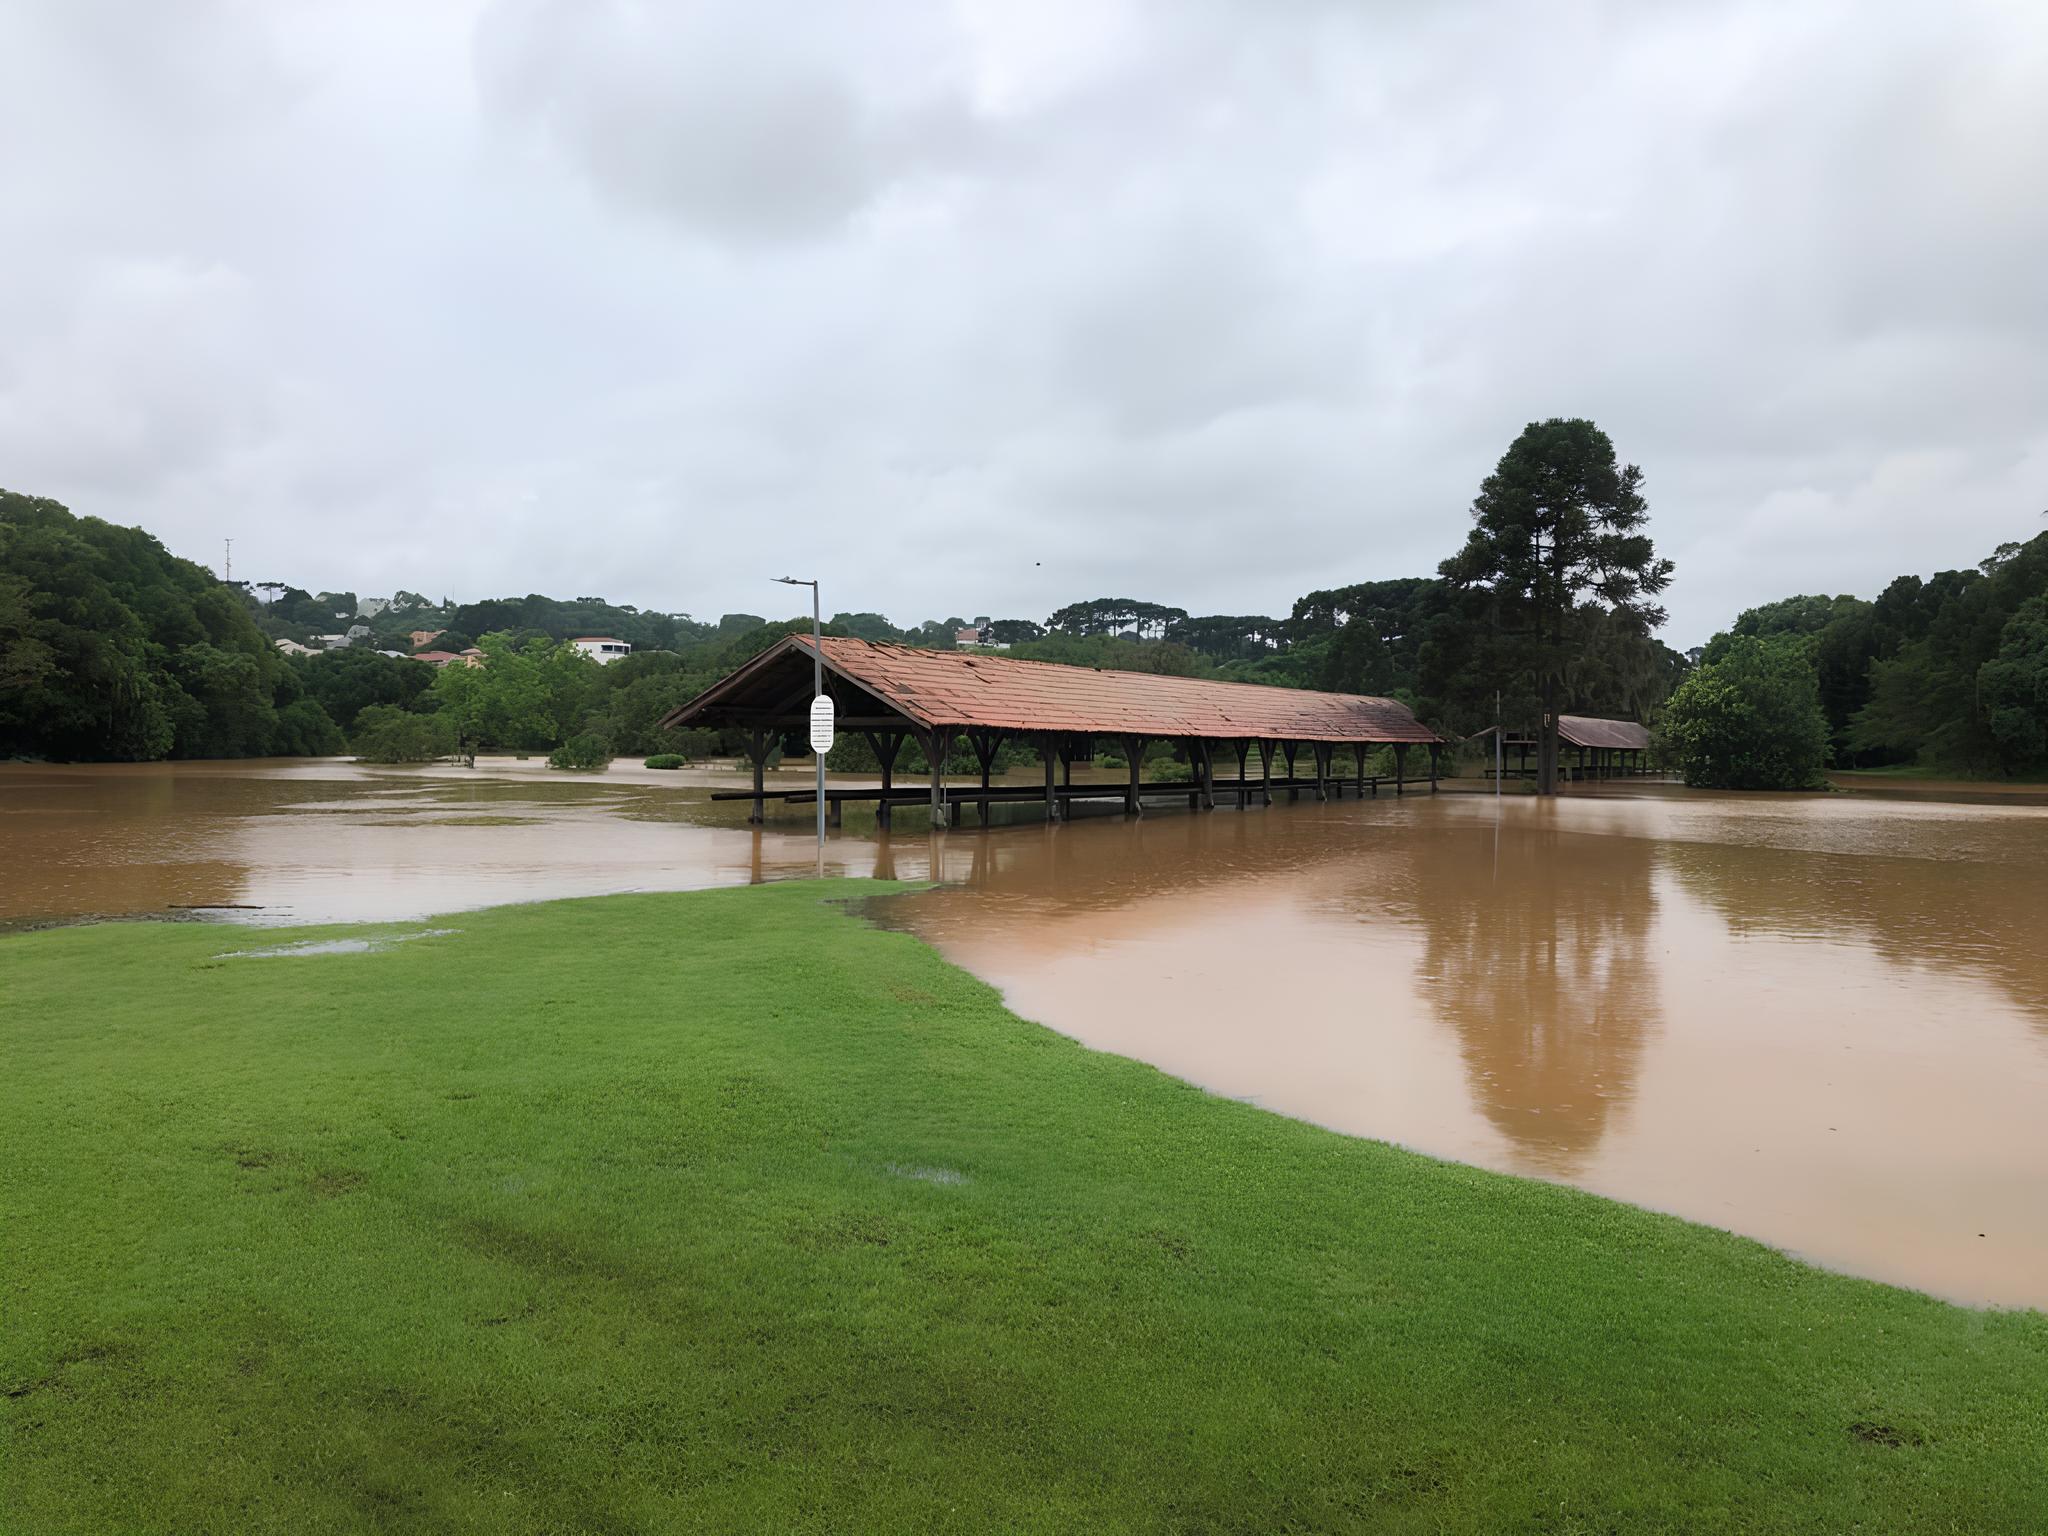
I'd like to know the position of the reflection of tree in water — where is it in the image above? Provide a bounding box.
[1660,839,2048,1033]
[1381,821,1663,1174]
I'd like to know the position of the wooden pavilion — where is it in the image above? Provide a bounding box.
[1472,715,1655,782]
[659,636,1443,828]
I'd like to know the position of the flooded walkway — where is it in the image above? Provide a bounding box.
[5,758,2046,1306]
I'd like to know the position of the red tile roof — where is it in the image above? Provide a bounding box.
[665,635,1440,743]
[1557,715,1651,750]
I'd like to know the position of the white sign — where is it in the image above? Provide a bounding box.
[808,694,835,755]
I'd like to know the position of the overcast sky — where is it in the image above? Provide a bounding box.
[4,1,2044,646]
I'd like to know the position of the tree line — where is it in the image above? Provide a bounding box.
[1661,529,2048,785]
[9,436,2043,787]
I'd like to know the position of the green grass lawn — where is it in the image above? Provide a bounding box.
[4,885,2044,1533]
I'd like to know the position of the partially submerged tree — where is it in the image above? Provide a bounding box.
[1656,636,1829,789]
[1978,595,2048,773]
[1438,420,1673,794]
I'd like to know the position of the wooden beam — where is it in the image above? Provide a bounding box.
[702,708,913,730]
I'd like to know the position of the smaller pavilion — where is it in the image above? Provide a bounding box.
[1471,715,1655,782]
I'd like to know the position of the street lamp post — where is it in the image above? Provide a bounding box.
[773,577,826,849]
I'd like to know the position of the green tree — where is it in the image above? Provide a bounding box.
[904,618,968,650]
[427,634,602,753]
[1163,614,1285,663]
[1438,420,1673,793]
[1003,634,1208,677]
[1656,636,1829,789]
[0,489,290,761]
[165,643,278,758]
[1047,598,1188,640]
[547,732,613,771]
[828,612,903,642]
[594,653,718,756]
[1977,596,2048,773]
[352,704,453,763]
[294,648,435,736]
[985,618,1047,645]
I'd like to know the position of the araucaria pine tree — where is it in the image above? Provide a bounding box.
[1439,419,1674,795]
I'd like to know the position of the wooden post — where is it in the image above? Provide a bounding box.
[1260,740,1274,806]
[969,729,1002,825]
[923,729,949,830]
[864,730,903,831]
[1429,742,1441,792]
[1233,738,1251,809]
[746,726,770,823]
[1312,743,1329,802]
[1193,739,1215,811]
[1041,733,1061,823]
[1355,744,1367,798]
[1393,742,1409,794]
[1122,735,1145,817]
[1283,741,1300,801]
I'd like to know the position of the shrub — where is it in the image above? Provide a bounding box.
[352,705,451,764]
[1656,636,1829,789]
[548,732,613,771]
[644,753,686,770]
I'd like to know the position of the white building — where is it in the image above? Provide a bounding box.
[275,638,315,656]
[571,636,633,664]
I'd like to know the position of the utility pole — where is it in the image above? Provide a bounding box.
[223,538,232,584]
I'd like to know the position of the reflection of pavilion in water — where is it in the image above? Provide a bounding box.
[857,801,1410,911]
[1334,815,1663,1174]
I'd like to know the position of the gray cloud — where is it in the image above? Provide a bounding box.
[1,0,2044,644]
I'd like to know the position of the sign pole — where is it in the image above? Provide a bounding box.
[778,575,831,854]
[811,582,824,849]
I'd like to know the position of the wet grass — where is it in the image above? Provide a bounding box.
[3,883,2044,1533]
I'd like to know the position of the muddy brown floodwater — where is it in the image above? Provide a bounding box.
[5,758,2046,1307]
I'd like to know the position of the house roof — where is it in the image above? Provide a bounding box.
[661,635,1440,743]
[1557,715,1651,750]
[572,636,627,644]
